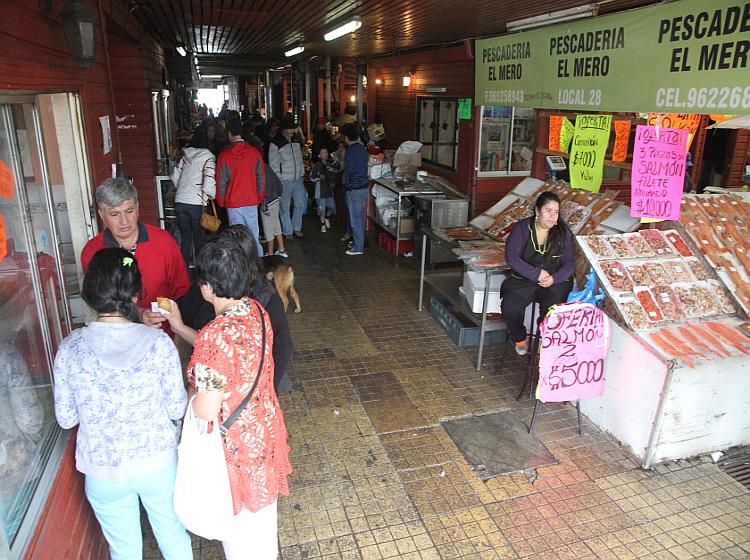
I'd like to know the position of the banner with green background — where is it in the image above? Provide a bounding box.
[475,0,750,114]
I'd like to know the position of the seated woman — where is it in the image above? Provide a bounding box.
[501,192,575,356]
[53,248,191,560]
[175,231,292,559]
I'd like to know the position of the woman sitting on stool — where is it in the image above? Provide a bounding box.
[501,191,575,356]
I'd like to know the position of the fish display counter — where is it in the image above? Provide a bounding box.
[574,198,750,467]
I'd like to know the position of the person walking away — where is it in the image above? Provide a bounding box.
[53,248,191,560]
[178,232,292,559]
[311,116,336,162]
[171,128,216,265]
[216,116,267,256]
[269,116,306,239]
[342,124,369,255]
[310,147,340,232]
[81,178,190,329]
[248,135,287,257]
[501,192,575,355]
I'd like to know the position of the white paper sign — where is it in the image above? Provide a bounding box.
[100,115,112,155]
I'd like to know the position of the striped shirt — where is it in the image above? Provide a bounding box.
[344,142,369,190]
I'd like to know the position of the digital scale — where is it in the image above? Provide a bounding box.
[545,155,567,179]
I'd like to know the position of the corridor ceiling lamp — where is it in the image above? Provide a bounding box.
[324,16,362,41]
[402,74,411,87]
[506,4,597,32]
[59,0,98,69]
[350,95,356,102]
[375,78,383,86]
[285,45,305,57]
[176,46,187,56]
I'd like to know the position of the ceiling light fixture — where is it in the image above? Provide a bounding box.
[350,95,356,102]
[506,4,597,32]
[285,45,305,57]
[176,46,187,56]
[324,16,361,41]
[402,74,411,87]
[375,78,383,86]
[59,0,98,69]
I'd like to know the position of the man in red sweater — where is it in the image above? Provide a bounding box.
[216,116,266,255]
[81,178,190,328]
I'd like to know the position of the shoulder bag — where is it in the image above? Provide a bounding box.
[173,302,267,540]
[199,159,222,232]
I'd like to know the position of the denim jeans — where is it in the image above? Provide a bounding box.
[280,178,307,235]
[175,202,205,264]
[346,188,368,252]
[316,196,336,218]
[85,461,192,560]
[227,205,264,256]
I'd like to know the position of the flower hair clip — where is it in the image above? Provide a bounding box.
[122,256,134,267]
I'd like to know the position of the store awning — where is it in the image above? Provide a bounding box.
[707,115,750,130]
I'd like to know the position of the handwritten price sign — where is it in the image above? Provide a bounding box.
[0,160,14,200]
[537,302,610,403]
[569,114,611,192]
[630,125,687,221]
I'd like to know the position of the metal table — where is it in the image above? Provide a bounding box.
[369,177,443,256]
[418,228,510,371]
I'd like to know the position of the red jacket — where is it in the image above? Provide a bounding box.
[216,140,266,208]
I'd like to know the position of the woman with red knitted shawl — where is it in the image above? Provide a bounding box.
[186,231,291,559]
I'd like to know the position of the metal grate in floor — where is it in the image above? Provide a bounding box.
[717,446,750,490]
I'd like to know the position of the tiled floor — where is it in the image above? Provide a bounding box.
[147,218,750,559]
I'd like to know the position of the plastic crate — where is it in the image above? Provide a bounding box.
[429,296,506,348]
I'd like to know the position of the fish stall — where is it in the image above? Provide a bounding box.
[576,193,750,468]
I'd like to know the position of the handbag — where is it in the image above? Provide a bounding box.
[173,302,267,540]
[200,199,222,232]
[199,159,222,232]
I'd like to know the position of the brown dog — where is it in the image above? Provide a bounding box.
[261,255,301,313]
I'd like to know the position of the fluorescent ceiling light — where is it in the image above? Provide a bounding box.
[176,46,187,56]
[324,17,361,41]
[506,4,597,32]
[285,45,305,57]
[202,75,223,79]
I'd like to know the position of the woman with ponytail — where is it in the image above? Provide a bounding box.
[501,192,575,356]
[53,248,192,560]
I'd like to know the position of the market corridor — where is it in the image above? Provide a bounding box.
[166,221,750,560]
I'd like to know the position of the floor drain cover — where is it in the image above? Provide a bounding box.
[441,411,557,480]
[717,447,750,490]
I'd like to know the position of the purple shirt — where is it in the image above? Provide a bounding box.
[505,216,575,284]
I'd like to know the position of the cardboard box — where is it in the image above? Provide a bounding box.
[398,216,415,234]
[393,152,422,167]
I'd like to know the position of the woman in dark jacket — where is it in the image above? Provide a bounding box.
[501,191,575,356]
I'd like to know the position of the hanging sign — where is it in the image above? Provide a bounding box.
[612,120,631,162]
[559,117,575,153]
[548,116,563,151]
[569,114,611,192]
[475,0,750,115]
[458,98,473,119]
[0,214,7,263]
[631,125,688,221]
[537,302,610,403]
[647,113,700,150]
[0,160,14,199]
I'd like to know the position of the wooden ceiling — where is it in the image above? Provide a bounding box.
[132,0,658,76]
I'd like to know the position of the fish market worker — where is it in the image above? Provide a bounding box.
[501,192,575,356]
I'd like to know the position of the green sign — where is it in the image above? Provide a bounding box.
[559,117,575,153]
[475,0,750,114]
[570,114,612,192]
[458,98,473,119]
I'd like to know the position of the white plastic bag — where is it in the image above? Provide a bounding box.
[173,397,235,541]
[396,141,422,154]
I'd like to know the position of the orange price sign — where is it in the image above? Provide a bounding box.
[0,160,14,200]
[612,120,631,162]
[0,214,7,263]
[548,115,563,151]
[647,113,700,151]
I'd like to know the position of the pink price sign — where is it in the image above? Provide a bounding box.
[630,125,688,221]
[537,302,610,403]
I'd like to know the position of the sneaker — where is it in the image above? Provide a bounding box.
[275,250,288,258]
[284,234,293,241]
[346,249,363,256]
[340,233,352,242]
[293,230,304,238]
[514,341,528,356]
[347,240,354,248]
[321,225,327,233]
[325,218,331,229]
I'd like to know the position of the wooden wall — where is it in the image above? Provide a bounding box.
[0,1,165,557]
[728,129,750,186]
